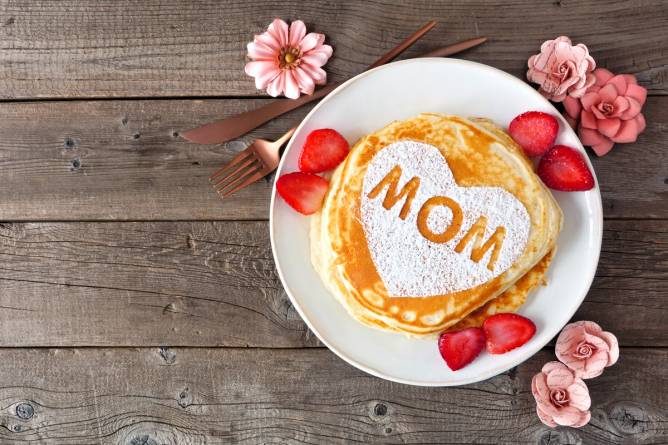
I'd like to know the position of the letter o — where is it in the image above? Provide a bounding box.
[417,196,463,244]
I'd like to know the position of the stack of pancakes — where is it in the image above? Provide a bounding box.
[310,114,562,336]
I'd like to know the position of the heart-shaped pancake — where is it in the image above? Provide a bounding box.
[310,114,562,336]
[361,140,530,297]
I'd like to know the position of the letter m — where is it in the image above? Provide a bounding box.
[367,165,420,220]
[455,216,507,271]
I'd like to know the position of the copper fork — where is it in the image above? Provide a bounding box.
[209,127,296,198]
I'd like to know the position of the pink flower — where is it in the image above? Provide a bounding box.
[555,320,619,379]
[564,68,647,156]
[244,19,333,99]
[532,361,591,428]
[527,36,596,102]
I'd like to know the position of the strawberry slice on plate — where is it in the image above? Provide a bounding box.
[299,128,350,173]
[438,327,486,371]
[508,111,559,157]
[483,313,536,354]
[276,172,329,215]
[537,145,595,191]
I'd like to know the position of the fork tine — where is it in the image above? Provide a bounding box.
[222,169,267,197]
[215,160,262,193]
[212,155,259,188]
[217,163,264,197]
[209,150,255,182]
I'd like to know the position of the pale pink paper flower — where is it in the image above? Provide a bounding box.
[532,361,591,428]
[564,68,647,156]
[244,19,333,99]
[555,320,619,379]
[527,36,596,102]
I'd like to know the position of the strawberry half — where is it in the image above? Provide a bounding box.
[508,111,559,157]
[438,327,486,371]
[299,128,350,173]
[483,313,536,354]
[537,145,595,191]
[276,172,329,215]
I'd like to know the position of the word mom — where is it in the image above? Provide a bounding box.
[368,165,507,271]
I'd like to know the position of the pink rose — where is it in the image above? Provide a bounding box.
[564,68,647,156]
[532,361,591,428]
[527,36,596,102]
[555,320,619,379]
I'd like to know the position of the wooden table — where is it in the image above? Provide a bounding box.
[0,1,666,443]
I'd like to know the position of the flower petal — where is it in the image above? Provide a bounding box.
[245,62,280,90]
[599,83,619,102]
[579,127,605,146]
[626,83,647,106]
[591,138,615,156]
[247,41,278,61]
[556,323,586,358]
[546,365,575,389]
[536,405,558,428]
[581,110,598,129]
[612,118,639,143]
[563,96,582,119]
[571,410,592,428]
[635,113,647,134]
[300,62,327,85]
[267,18,289,47]
[254,32,281,52]
[283,70,300,99]
[553,406,588,427]
[612,96,630,117]
[598,118,621,138]
[299,32,325,53]
[608,75,629,95]
[621,97,642,120]
[565,115,578,129]
[294,66,315,95]
[532,372,551,402]
[288,20,307,47]
[594,68,614,86]
[581,92,601,110]
[598,331,620,366]
[567,379,591,411]
[266,72,286,97]
[302,51,330,68]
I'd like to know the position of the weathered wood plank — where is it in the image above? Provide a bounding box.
[0,97,665,221]
[0,0,666,99]
[0,220,665,347]
[0,347,664,444]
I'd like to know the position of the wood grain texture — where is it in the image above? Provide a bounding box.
[0,220,665,347]
[0,347,664,444]
[0,0,666,99]
[0,97,665,221]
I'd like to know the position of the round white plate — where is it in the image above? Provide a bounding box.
[270,58,602,386]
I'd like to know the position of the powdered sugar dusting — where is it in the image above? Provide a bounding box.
[361,141,530,297]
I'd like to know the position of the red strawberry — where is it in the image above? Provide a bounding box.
[276,172,329,215]
[483,313,536,354]
[299,128,350,173]
[537,145,595,191]
[508,111,559,156]
[438,327,486,371]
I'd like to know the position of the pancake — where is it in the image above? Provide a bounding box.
[310,114,562,336]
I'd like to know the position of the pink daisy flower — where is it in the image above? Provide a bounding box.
[244,19,333,99]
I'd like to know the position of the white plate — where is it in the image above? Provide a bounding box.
[270,58,602,386]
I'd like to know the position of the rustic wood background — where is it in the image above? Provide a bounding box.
[0,0,666,443]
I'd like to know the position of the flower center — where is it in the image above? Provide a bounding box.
[574,341,595,359]
[598,102,614,116]
[550,389,569,407]
[279,46,302,69]
[554,61,573,80]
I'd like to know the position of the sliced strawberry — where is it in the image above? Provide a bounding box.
[438,327,486,371]
[537,145,595,191]
[298,128,350,173]
[276,172,329,215]
[508,111,559,157]
[483,313,536,354]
